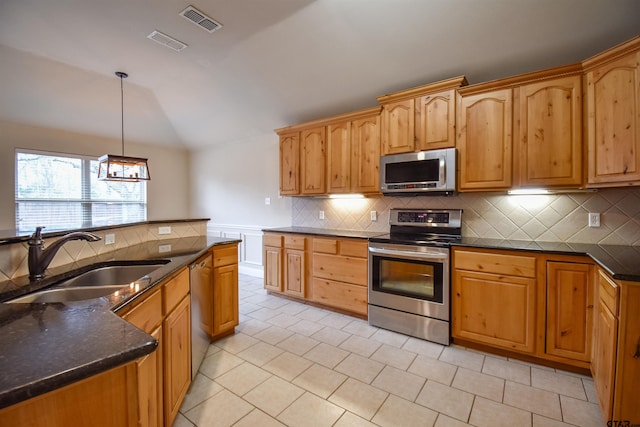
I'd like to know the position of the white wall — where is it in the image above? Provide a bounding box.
[0,119,190,230]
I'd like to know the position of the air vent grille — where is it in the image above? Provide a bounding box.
[147,30,188,51]
[180,5,222,33]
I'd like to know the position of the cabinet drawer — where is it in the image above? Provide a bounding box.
[163,268,190,315]
[122,288,162,333]
[263,233,283,247]
[313,253,368,286]
[284,235,306,250]
[597,269,619,315]
[454,249,537,278]
[213,245,238,267]
[340,239,368,258]
[313,238,338,254]
[312,278,368,315]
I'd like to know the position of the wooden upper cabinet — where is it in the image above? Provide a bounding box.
[378,76,467,156]
[327,121,352,193]
[351,113,381,193]
[583,36,640,187]
[300,126,326,195]
[517,75,583,188]
[415,89,457,151]
[457,88,513,191]
[279,132,299,195]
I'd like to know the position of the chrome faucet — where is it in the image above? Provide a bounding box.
[28,226,101,280]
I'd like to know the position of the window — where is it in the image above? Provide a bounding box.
[15,150,147,233]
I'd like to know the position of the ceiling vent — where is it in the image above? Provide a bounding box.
[147,30,188,51]
[180,5,222,33]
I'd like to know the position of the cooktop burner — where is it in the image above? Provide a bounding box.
[371,208,463,246]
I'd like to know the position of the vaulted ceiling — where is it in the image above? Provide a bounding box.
[0,0,638,149]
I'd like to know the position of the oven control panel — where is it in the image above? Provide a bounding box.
[390,209,462,228]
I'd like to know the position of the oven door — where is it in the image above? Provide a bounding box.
[368,242,449,321]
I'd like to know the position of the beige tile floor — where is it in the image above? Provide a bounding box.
[175,274,604,427]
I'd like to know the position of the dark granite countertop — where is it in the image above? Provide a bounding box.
[263,226,385,240]
[0,234,240,409]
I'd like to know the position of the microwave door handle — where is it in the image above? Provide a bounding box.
[439,156,445,186]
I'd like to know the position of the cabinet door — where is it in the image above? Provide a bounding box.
[279,132,299,195]
[327,121,351,193]
[351,114,381,193]
[300,126,326,194]
[592,298,617,419]
[546,261,593,362]
[518,76,583,187]
[586,50,640,186]
[136,326,163,427]
[284,248,305,298]
[264,245,283,292]
[163,296,191,427]
[415,89,456,151]
[457,89,513,191]
[452,269,536,353]
[381,99,415,155]
[213,263,239,335]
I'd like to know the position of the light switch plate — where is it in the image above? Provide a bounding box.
[370,211,377,221]
[104,234,115,245]
[158,226,172,235]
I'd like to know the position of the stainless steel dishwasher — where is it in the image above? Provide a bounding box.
[190,253,212,379]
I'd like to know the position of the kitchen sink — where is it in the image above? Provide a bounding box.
[5,259,170,303]
[6,285,129,303]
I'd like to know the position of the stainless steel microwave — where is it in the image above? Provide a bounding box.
[380,148,456,195]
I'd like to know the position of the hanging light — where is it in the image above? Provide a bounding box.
[97,71,151,181]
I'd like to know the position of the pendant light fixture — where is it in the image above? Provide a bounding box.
[97,71,151,181]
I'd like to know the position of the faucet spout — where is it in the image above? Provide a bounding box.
[28,226,101,281]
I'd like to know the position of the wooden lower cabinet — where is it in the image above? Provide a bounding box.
[163,295,191,427]
[452,248,537,353]
[0,364,138,427]
[213,262,239,336]
[284,248,306,297]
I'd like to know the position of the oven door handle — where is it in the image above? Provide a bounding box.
[369,247,448,260]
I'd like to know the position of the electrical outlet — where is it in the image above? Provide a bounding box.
[104,233,115,245]
[158,244,172,253]
[158,226,172,235]
[319,210,325,220]
[370,210,377,221]
[588,212,601,228]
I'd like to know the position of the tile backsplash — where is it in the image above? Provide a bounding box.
[0,221,207,282]
[292,188,640,246]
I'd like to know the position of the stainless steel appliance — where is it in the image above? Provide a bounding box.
[380,148,456,196]
[190,253,212,379]
[368,208,462,345]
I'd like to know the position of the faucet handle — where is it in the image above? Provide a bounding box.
[29,226,45,246]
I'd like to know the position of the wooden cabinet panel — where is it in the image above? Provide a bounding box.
[454,249,536,278]
[163,296,191,427]
[453,269,537,353]
[284,248,306,298]
[351,114,381,193]
[585,43,640,186]
[313,238,338,254]
[279,132,299,195]
[613,283,640,422]
[264,245,282,292]
[263,233,283,247]
[592,297,617,419]
[598,269,620,317]
[457,88,513,190]
[163,269,189,315]
[213,263,239,335]
[339,239,368,258]
[122,288,162,333]
[545,261,593,362]
[300,126,326,194]
[213,245,237,267]
[517,76,583,187]
[327,121,351,193]
[415,89,456,150]
[381,99,414,155]
[285,234,306,251]
[313,253,367,286]
[135,326,163,427]
[312,278,367,315]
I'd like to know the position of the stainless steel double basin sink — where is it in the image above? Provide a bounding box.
[7,260,170,303]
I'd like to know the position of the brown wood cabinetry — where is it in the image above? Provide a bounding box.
[162,269,191,427]
[378,76,466,155]
[264,233,283,292]
[516,75,583,188]
[300,126,326,195]
[311,237,368,315]
[212,244,239,337]
[327,107,381,194]
[545,260,593,363]
[279,132,299,195]
[452,248,537,353]
[584,36,640,187]
[284,235,307,298]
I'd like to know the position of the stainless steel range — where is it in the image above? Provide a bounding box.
[368,208,462,345]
